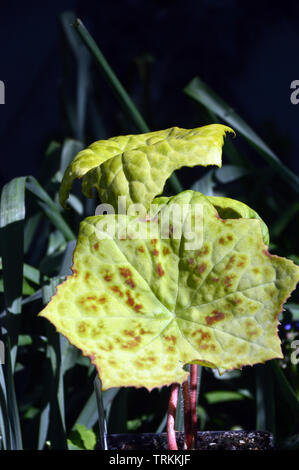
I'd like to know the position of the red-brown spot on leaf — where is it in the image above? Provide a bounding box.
[197,263,207,274]
[219,237,225,244]
[94,242,99,251]
[210,276,219,283]
[140,328,152,335]
[152,249,159,256]
[119,267,132,278]
[121,336,141,350]
[126,278,136,289]
[126,290,135,307]
[224,275,234,288]
[124,330,135,337]
[78,322,87,334]
[134,304,143,313]
[188,257,195,265]
[191,329,211,341]
[138,246,145,253]
[205,310,225,326]
[225,255,235,270]
[149,356,157,362]
[85,272,90,281]
[164,335,177,344]
[163,247,170,255]
[157,263,165,277]
[110,285,124,297]
[232,296,242,305]
[198,246,209,257]
[104,273,113,282]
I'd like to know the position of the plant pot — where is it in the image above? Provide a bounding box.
[97,430,273,450]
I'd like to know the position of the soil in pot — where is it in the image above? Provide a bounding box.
[98,430,273,450]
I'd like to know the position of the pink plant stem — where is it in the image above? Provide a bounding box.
[190,364,198,449]
[167,383,179,450]
[182,380,192,449]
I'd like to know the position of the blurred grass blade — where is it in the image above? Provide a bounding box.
[102,388,120,426]
[75,392,98,430]
[184,77,299,193]
[191,169,215,196]
[270,360,299,420]
[205,390,246,404]
[59,240,76,277]
[0,177,25,453]
[42,278,67,449]
[215,165,249,184]
[156,412,167,433]
[23,264,40,285]
[73,18,149,134]
[94,377,108,450]
[61,12,90,141]
[0,364,12,449]
[285,303,299,320]
[38,243,77,449]
[59,139,84,177]
[24,213,42,254]
[0,177,25,324]
[37,403,50,450]
[255,364,275,437]
[72,18,182,194]
[4,340,23,449]
[271,201,299,238]
[175,383,184,432]
[25,176,75,241]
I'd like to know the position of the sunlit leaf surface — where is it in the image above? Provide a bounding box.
[40,191,299,390]
[59,125,234,210]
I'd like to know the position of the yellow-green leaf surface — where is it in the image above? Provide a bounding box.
[59,125,234,210]
[206,196,270,245]
[39,191,299,390]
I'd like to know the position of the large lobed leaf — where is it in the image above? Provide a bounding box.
[59,125,234,210]
[39,191,299,391]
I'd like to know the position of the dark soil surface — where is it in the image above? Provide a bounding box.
[103,430,273,450]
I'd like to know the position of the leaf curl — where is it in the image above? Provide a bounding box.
[59,125,234,210]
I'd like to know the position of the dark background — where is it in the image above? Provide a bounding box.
[1,0,299,187]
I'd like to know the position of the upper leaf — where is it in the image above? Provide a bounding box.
[59,125,234,210]
[39,191,299,390]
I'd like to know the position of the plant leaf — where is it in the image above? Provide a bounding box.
[206,196,270,245]
[59,125,234,210]
[39,191,299,390]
